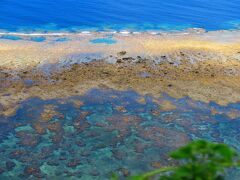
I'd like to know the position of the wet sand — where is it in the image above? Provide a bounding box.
[1,30,240,116]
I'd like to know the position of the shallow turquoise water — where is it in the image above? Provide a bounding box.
[0,89,239,179]
[30,37,46,42]
[0,35,46,42]
[0,35,23,40]
[90,38,117,45]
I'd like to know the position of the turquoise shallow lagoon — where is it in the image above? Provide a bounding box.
[0,89,239,179]
[90,38,117,45]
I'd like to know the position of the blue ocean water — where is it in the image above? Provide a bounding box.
[0,0,240,32]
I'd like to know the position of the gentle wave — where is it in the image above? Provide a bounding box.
[0,28,210,37]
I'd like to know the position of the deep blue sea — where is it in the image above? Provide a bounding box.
[0,0,240,32]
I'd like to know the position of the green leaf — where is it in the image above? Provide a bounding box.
[124,140,239,180]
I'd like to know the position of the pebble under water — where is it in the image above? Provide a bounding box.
[0,89,239,179]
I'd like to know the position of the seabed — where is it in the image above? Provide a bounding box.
[0,29,240,179]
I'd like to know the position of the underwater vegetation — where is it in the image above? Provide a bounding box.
[0,89,239,179]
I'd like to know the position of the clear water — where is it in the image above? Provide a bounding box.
[0,35,23,40]
[30,37,46,42]
[90,38,117,44]
[0,0,240,32]
[0,89,239,179]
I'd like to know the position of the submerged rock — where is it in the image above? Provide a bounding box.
[117,51,127,56]
[6,161,16,171]
[16,131,40,147]
[24,166,41,177]
[159,100,176,111]
[0,168,5,174]
[139,126,189,148]
[67,159,81,168]
[150,161,162,168]
[47,121,62,133]
[10,150,28,159]
[119,168,130,177]
[47,159,59,167]
[33,122,46,134]
[40,105,60,122]
[112,149,126,160]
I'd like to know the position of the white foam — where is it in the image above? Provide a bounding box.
[80,31,92,35]
[149,32,158,35]
[119,31,131,35]
[132,32,141,34]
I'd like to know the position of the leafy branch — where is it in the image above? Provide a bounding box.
[113,140,240,180]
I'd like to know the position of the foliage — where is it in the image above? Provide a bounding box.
[113,140,240,180]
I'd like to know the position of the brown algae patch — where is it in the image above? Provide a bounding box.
[1,58,240,117]
[227,110,240,120]
[40,105,60,122]
[1,31,240,116]
[71,99,84,108]
[159,100,177,111]
[137,97,146,104]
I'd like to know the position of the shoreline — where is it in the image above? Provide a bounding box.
[0,28,239,37]
[1,30,240,117]
[1,29,240,70]
[1,57,240,117]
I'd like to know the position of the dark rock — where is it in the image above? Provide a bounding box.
[112,150,125,160]
[17,155,35,164]
[161,55,167,59]
[47,159,59,166]
[51,134,62,144]
[41,147,53,155]
[116,59,123,63]
[24,166,41,177]
[10,150,28,158]
[6,161,16,171]
[119,168,130,177]
[180,52,185,56]
[117,51,127,56]
[0,168,5,174]
[74,121,90,132]
[67,159,81,168]
[90,169,100,176]
[76,140,85,147]
[17,132,40,147]
[47,121,62,133]
[55,170,63,176]
[122,57,134,61]
[59,156,67,161]
[134,142,149,153]
[81,150,91,157]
